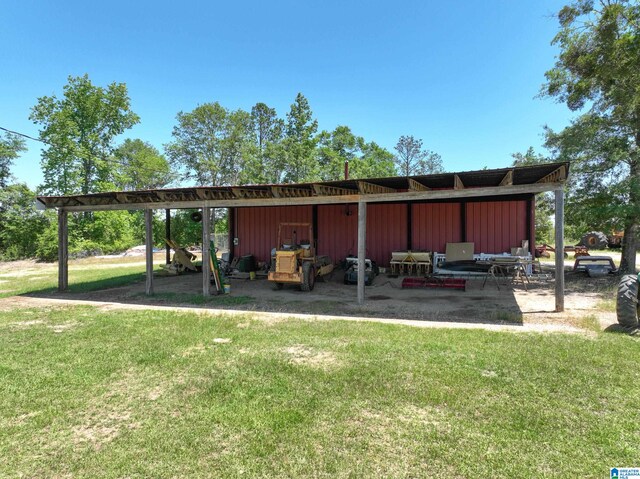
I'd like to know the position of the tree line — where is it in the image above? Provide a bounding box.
[0,76,442,261]
[2,0,639,274]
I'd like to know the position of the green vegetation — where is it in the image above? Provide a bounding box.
[542,0,640,273]
[0,263,148,299]
[0,304,638,478]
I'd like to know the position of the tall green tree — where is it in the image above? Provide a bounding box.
[394,135,443,176]
[113,139,171,190]
[282,93,319,183]
[30,74,139,195]
[166,102,227,185]
[247,103,285,184]
[317,126,396,180]
[0,132,26,188]
[542,0,640,273]
[166,103,254,186]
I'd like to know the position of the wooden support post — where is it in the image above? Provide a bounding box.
[145,208,154,295]
[57,209,68,292]
[357,200,367,305]
[554,189,565,312]
[165,208,171,264]
[202,206,211,297]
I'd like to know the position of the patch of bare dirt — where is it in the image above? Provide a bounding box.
[48,321,79,333]
[8,319,46,328]
[70,368,175,450]
[283,345,338,368]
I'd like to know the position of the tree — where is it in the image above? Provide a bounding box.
[317,126,396,180]
[542,0,640,273]
[394,135,443,176]
[356,141,397,179]
[282,93,319,183]
[0,183,51,260]
[113,139,171,190]
[0,132,26,188]
[166,103,254,186]
[30,74,139,195]
[166,102,227,186]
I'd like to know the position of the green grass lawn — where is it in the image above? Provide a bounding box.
[1,305,638,478]
[0,263,150,299]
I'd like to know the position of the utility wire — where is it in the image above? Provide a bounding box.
[0,125,174,181]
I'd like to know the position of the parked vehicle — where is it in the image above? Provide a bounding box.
[268,223,333,291]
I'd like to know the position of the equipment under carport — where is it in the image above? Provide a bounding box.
[161,239,198,275]
[343,256,379,286]
[573,255,617,277]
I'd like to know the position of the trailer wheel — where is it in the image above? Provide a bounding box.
[616,274,639,329]
[301,262,315,292]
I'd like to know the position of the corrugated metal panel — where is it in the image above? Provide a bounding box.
[317,204,358,262]
[317,204,408,266]
[465,201,527,253]
[234,206,312,262]
[366,204,408,266]
[411,203,462,253]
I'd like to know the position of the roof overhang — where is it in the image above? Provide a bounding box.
[37,162,569,212]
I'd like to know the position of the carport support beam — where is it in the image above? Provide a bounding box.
[554,188,565,312]
[165,209,171,264]
[202,206,211,297]
[357,200,366,305]
[145,208,154,295]
[57,209,68,292]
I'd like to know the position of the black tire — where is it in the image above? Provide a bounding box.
[579,231,608,250]
[274,282,284,290]
[616,274,639,329]
[301,262,315,292]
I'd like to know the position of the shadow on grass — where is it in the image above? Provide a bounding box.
[604,323,640,336]
[23,272,146,297]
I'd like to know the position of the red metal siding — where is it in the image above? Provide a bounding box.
[317,204,408,266]
[317,204,358,262]
[465,200,527,253]
[366,204,408,266]
[234,206,312,262]
[411,203,462,253]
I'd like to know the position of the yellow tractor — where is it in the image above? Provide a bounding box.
[268,222,334,291]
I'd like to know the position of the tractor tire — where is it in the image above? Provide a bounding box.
[579,231,608,250]
[274,282,284,290]
[301,262,316,292]
[616,274,639,329]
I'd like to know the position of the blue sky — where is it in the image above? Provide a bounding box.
[1,0,572,189]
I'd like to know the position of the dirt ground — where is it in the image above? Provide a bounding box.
[11,260,616,331]
[0,251,626,332]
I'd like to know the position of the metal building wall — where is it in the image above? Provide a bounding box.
[465,200,527,253]
[317,204,408,266]
[234,198,530,265]
[317,204,358,263]
[411,203,462,253]
[366,203,408,266]
[234,205,313,262]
